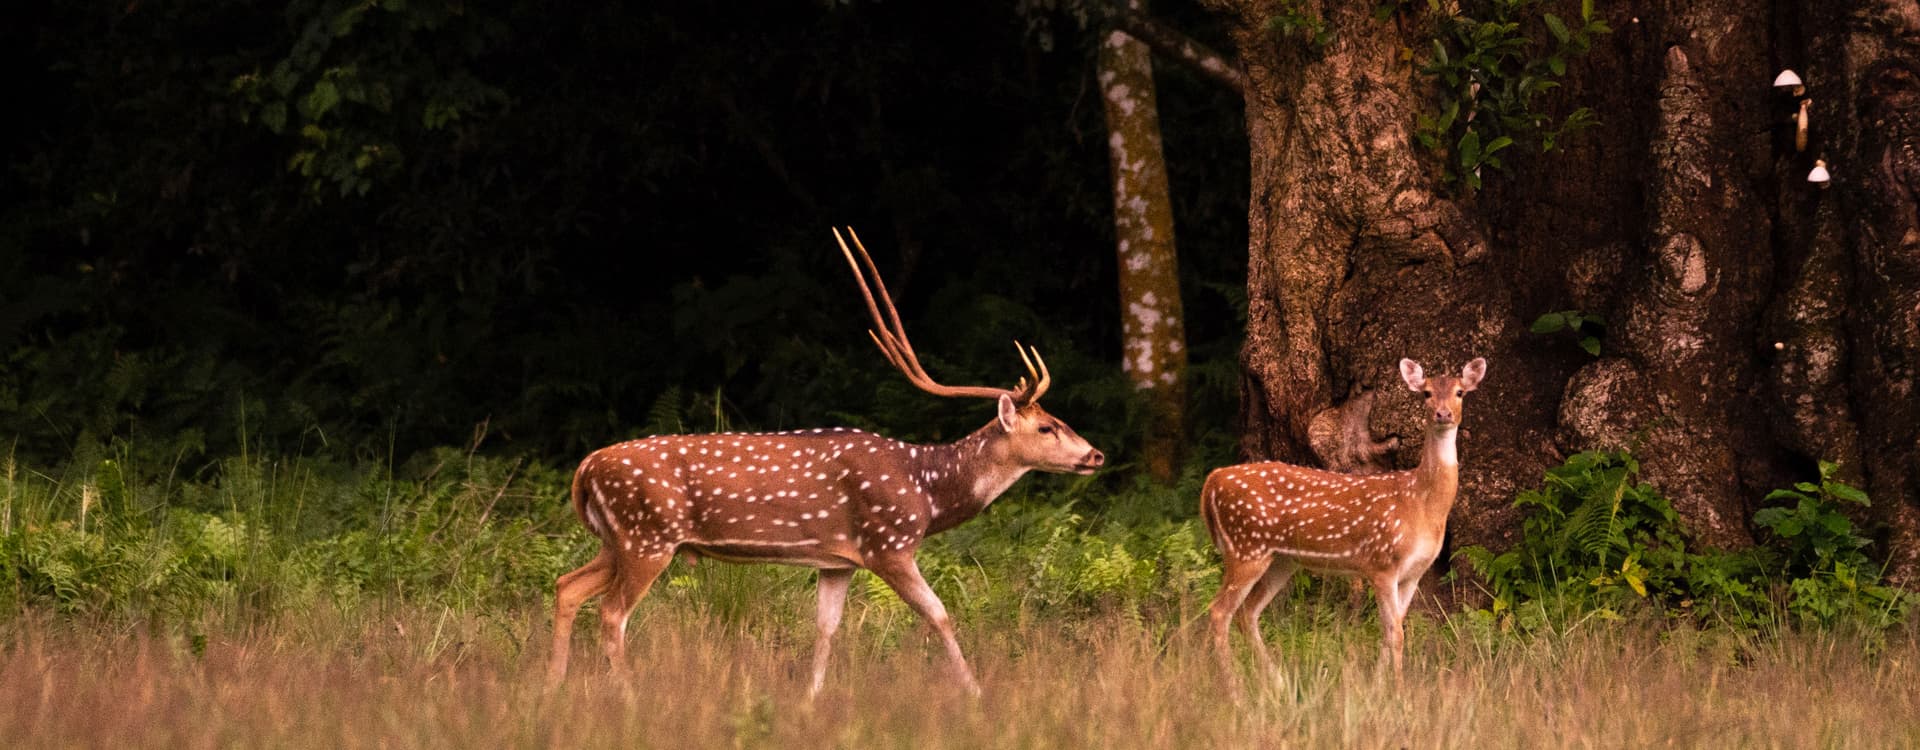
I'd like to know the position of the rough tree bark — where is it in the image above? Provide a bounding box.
[1100,16,1190,483]
[1204,0,1547,564]
[1770,0,1920,582]
[1186,0,1920,582]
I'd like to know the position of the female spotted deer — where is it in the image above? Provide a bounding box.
[1201,357,1486,686]
[548,228,1105,697]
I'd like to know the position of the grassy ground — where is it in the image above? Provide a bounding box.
[3,589,1915,749]
[3,448,1914,747]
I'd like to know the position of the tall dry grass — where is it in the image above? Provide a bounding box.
[2,596,1914,749]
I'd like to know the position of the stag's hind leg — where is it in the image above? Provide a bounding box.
[548,547,616,686]
[808,568,855,700]
[598,551,674,672]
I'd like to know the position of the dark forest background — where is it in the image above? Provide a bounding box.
[0,0,1247,470]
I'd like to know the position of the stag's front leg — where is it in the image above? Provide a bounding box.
[867,553,980,696]
[808,568,855,700]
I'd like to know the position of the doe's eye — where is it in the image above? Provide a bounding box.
[1037,425,1055,435]
[1421,390,1432,397]
[1455,389,1464,397]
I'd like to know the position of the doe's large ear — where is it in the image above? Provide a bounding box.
[1399,359,1426,391]
[1460,357,1488,391]
[996,393,1019,432]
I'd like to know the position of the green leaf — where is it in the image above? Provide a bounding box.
[1530,312,1567,334]
[1437,99,1460,135]
[1764,489,1809,504]
[1579,336,1601,356]
[303,80,341,120]
[1459,129,1482,168]
[1624,569,1647,597]
[1827,482,1870,506]
[1543,13,1570,44]
[261,101,287,133]
[1581,0,1595,22]
[1549,55,1566,76]
[1485,135,1515,155]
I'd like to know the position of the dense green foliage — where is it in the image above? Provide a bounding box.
[2,439,1907,641]
[1457,451,1910,632]
[1410,0,1609,190]
[0,443,1227,632]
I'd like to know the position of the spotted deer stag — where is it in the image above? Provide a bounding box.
[1201,357,1487,686]
[548,228,1105,696]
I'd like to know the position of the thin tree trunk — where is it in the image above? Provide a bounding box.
[1100,17,1189,483]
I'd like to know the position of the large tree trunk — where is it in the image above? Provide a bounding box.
[1213,0,1547,563]
[1100,20,1190,484]
[1772,0,1920,583]
[1204,0,1920,583]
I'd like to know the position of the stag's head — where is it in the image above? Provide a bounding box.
[835,227,1104,475]
[991,353,1104,475]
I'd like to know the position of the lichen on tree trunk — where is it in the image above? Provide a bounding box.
[1100,21,1189,484]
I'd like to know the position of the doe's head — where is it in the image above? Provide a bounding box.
[996,394,1104,475]
[1399,357,1487,428]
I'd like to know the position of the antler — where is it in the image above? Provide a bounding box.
[834,226,1050,405]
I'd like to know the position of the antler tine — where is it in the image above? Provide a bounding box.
[1012,341,1044,404]
[1023,344,1052,403]
[834,227,1011,402]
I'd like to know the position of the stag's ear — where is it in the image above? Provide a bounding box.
[1399,359,1427,391]
[997,393,1019,432]
[1460,358,1488,391]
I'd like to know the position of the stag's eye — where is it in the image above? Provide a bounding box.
[1421,390,1432,397]
[1455,389,1464,397]
[1037,425,1055,435]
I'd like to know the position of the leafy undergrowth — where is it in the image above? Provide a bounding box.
[1456,452,1911,634]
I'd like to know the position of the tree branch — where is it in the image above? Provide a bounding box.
[1099,4,1247,95]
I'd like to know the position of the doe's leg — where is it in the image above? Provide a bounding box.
[1370,573,1406,684]
[548,548,615,688]
[1207,555,1272,696]
[598,552,673,673]
[1236,560,1298,682]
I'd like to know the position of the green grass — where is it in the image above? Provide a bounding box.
[0,445,1914,747]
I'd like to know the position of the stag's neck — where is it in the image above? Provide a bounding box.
[914,425,1027,534]
[1409,425,1461,527]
